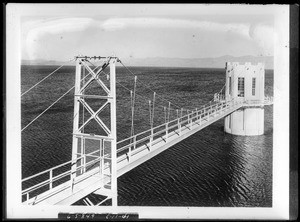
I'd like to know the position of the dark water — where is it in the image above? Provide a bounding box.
[21,65,273,207]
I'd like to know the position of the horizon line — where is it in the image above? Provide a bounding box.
[21,54,274,62]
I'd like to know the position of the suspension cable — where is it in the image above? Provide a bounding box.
[167,102,171,123]
[130,76,137,138]
[22,65,97,132]
[148,100,152,128]
[21,86,75,132]
[119,60,227,112]
[100,59,228,118]
[151,92,156,128]
[119,60,188,110]
[115,79,189,111]
[209,83,226,103]
[21,59,75,97]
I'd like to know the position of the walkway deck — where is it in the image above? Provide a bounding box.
[22,98,272,205]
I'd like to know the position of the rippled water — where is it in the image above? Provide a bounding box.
[21,65,273,207]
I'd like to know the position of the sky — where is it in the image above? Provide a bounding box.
[20,4,275,61]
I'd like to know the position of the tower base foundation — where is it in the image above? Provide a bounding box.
[224,107,264,136]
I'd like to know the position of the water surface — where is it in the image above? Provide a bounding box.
[21,65,273,207]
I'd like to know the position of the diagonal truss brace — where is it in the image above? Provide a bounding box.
[77,100,110,135]
[80,62,110,94]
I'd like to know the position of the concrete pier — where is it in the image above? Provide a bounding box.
[224,62,265,136]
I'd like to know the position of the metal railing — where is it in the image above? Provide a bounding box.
[21,96,273,204]
[22,149,102,203]
[115,98,243,161]
[22,99,236,204]
[243,96,273,106]
[214,93,226,102]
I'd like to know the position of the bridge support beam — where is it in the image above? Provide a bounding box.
[71,56,118,206]
[71,59,82,190]
[110,58,118,207]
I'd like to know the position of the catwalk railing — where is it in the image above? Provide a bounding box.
[21,96,273,205]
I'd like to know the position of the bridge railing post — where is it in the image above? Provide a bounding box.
[214,104,217,117]
[166,122,168,142]
[133,135,136,151]
[187,110,189,126]
[213,104,215,117]
[192,110,195,124]
[214,104,216,117]
[176,109,180,135]
[128,136,133,161]
[100,139,104,180]
[150,128,153,149]
[83,138,86,174]
[49,170,53,190]
[128,146,131,162]
[199,111,202,124]
[207,106,210,121]
[180,108,183,135]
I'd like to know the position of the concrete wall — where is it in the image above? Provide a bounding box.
[224,62,265,136]
[224,107,264,136]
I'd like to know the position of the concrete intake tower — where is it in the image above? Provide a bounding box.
[224,62,265,136]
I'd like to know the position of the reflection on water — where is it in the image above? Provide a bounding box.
[117,113,272,207]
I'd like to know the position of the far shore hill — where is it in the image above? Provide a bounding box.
[22,55,274,70]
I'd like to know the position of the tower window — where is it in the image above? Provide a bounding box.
[238,77,245,97]
[252,77,256,96]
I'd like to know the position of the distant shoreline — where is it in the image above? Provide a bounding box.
[21,55,274,70]
[20,64,274,71]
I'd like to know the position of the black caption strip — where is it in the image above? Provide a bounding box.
[58,213,139,220]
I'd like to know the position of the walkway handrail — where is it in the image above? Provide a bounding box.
[22,99,233,198]
[22,155,102,202]
[22,150,103,202]
[117,99,237,154]
[22,97,271,204]
[117,99,230,146]
[22,149,100,183]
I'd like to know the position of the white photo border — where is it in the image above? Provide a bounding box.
[6,3,290,220]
